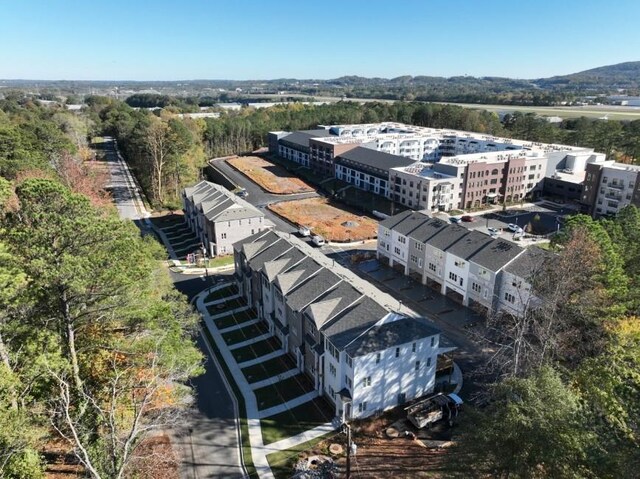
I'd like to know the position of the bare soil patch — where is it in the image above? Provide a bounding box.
[268,198,378,242]
[227,156,314,194]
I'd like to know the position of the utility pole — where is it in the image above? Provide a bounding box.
[346,422,352,479]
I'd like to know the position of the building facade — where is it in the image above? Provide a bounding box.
[182,181,270,257]
[234,229,442,419]
[582,162,640,217]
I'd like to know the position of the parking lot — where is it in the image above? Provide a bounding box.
[438,202,579,240]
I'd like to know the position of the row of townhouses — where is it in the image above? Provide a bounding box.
[377,210,553,317]
[268,122,612,214]
[182,180,272,257]
[234,229,446,420]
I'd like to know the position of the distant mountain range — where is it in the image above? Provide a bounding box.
[2,62,639,101]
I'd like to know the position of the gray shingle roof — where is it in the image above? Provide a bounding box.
[345,317,440,358]
[379,210,414,230]
[426,224,469,251]
[262,249,307,281]
[303,282,363,329]
[247,239,293,272]
[446,230,494,259]
[275,257,323,294]
[286,268,341,312]
[186,181,263,223]
[504,246,554,279]
[336,146,415,172]
[323,297,388,349]
[394,212,432,236]
[470,239,524,272]
[408,217,449,243]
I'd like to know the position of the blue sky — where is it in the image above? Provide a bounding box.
[1,0,639,80]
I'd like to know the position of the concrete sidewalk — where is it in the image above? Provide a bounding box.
[195,287,337,479]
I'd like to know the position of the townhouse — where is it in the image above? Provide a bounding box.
[377,211,537,316]
[234,229,442,419]
[182,181,270,257]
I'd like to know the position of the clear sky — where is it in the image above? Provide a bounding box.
[1,0,639,81]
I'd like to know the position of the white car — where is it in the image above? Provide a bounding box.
[487,227,499,236]
[298,225,311,237]
[311,235,325,247]
[507,223,519,232]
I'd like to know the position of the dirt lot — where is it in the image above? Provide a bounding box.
[280,409,453,479]
[227,156,314,194]
[268,197,378,242]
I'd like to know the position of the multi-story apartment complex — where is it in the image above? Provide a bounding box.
[234,229,443,419]
[269,122,605,213]
[377,211,551,317]
[182,181,270,257]
[582,161,640,217]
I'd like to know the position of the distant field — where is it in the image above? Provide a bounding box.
[227,156,314,194]
[268,197,377,242]
[435,102,640,121]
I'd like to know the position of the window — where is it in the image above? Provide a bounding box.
[394,247,401,255]
[410,255,418,264]
[454,260,465,268]
[398,236,406,244]
[430,336,435,347]
[427,357,432,367]
[346,355,353,368]
[362,376,371,387]
[504,292,516,304]
[375,353,381,364]
[472,282,481,293]
[415,360,421,371]
[345,376,352,388]
[449,272,458,282]
[418,258,423,267]
[416,243,424,251]
[412,342,416,353]
[358,402,367,413]
[221,233,227,239]
[329,364,336,377]
[429,263,437,272]
[395,347,400,358]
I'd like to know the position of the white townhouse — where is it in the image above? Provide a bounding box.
[182,181,270,257]
[377,210,544,317]
[233,229,444,420]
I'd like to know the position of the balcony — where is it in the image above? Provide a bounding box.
[607,182,624,190]
[604,194,621,201]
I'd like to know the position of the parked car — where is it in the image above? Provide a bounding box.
[298,225,311,237]
[235,188,248,198]
[311,234,325,247]
[507,223,518,232]
[461,215,475,222]
[449,217,462,224]
[487,227,499,235]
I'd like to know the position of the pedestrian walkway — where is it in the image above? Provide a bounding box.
[258,391,319,419]
[249,368,300,390]
[228,333,273,351]
[219,317,261,334]
[237,350,285,369]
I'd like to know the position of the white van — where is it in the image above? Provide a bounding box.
[298,225,311,237]
[311,235,325,247]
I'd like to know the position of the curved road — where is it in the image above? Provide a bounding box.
[102,138,245,479]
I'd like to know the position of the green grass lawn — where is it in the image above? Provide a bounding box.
[261,397,335,445]
[267,432,338,479]
[204,285,238,303]
[241,354,297,384]
[207,298,246,316]
[222,321,269,345]
[207,255,235,268]
[231,337,282,364]
[214,309,256,330]
[254,373,315,411]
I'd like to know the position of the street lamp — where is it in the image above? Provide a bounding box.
[338,388,354,479]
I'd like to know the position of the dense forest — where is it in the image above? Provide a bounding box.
[0,99,202,477]
[84,97,640,208]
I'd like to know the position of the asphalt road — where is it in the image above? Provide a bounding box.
[103,139,245,479]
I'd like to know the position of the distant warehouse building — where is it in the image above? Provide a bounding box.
[182,181,271,257]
